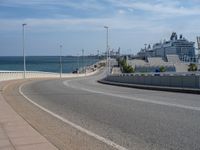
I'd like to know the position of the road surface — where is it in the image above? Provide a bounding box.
[19,70,200,150]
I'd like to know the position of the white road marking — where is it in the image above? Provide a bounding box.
[19,82,128,150]
[64,80,200,111]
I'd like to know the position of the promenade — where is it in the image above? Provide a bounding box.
[0,71,92,81]
[0,60,105,81]
[0,80,58,150]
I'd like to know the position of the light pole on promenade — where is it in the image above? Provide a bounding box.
[97,50,99,59]
[104,26,110,75]
[59,45,63,78]
[22,23,27,79]
[82,49,86,75]
[77,53,79,74]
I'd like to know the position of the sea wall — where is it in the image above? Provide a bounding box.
[105,73,200,89]
[0,70,99,81]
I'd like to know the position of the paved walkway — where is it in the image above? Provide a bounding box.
[0,81,58,150]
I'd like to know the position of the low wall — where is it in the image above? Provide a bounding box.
[105,73,200,89]
[0,70,99,81]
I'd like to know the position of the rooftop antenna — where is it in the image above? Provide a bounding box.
[197,36,200,62]
[197,36,200,49]
[144,44,147,51]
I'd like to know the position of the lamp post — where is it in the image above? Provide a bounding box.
[22,23,27,79]
[97,50,100,61]
[59,45,62,78]
[82,49,86,75]
[104,26,110,75]
[77,53,79,74]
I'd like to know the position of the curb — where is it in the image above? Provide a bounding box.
[98,79,200,94]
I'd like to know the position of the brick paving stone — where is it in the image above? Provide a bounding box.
[0,82,58,150]
[0,146,15,150]
[15,143,58,150]
[0,139,12,148]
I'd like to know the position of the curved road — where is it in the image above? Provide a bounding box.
[20,70,200,150]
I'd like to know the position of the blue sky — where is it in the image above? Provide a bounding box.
[0,0,200,56]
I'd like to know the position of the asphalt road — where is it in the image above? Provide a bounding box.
[21,70,200,150]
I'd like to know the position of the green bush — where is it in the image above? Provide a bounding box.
[188,63,197,71]
[159,66,166,72]
[99,62,106,67]
[118,58,134,73]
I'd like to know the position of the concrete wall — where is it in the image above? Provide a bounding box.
[0,70,99,81]
[105,74,200,89]
[135,66,176,72]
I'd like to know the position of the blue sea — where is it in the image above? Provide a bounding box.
[0,56,100,73]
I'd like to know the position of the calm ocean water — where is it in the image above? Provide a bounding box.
[0,56,100,73]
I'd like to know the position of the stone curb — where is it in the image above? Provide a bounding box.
[98,79,200,94]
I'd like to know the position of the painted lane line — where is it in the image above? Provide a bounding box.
[19,82,128,150]
[64,80,200,112]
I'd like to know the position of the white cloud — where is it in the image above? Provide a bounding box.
[0,0,104,11]
[0,0,200,34]
[108,0,200,16]
[117,9,126,15]
[1,0,200,55]
[0,16,167,32]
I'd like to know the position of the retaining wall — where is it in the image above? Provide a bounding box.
[105,73,200,89]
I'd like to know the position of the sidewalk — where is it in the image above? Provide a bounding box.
[0,82,58,150]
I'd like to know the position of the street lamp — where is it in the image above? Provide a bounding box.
[59,45,62,78]
[22,23,27,79]
[104,26,110,75]
[97,50,100,61]
[82,49,86,76]
[77,53,79,74]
